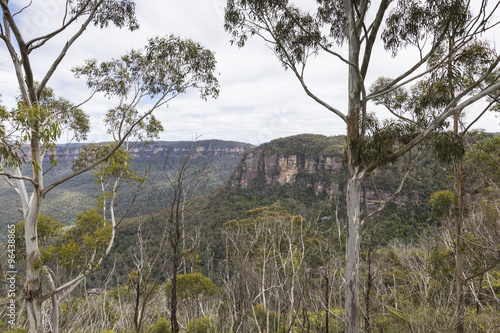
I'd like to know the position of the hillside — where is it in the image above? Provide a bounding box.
[103,134,447,278]
[0,140,253,233]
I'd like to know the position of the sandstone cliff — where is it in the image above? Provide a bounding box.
[230,134,345,196]
[229,134,409,210]
[47,140,253,162]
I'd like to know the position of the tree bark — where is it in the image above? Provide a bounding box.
[344,174,363,333]
[171,252,179,333]
[170,213,180,333]
[455,116,465,333]
[344,1,364,329]
[25,137,44,333]
[364,250,373,333]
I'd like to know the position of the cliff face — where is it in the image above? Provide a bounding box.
[49,140,253,162]
[229,134,409,209]
[230,135,345,196]
[1,140,253,228]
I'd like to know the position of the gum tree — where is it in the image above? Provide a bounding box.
[224,0,500,331]
[0,2,219,332]
[150,142,208,333]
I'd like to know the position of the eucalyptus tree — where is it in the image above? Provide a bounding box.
[223,206,322,332]
[375,22,499,333]
[150,142,209,333]
[224,0,500,331]
[0,2,219,332]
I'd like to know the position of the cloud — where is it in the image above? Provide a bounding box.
[1,0,499,146]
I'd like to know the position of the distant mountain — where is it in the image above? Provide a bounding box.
[0,140,254,233]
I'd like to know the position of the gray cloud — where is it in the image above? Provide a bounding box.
[1,0,499,146]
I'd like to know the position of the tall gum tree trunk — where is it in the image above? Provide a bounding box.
[344,0,363,328]
[25,138,44,333]
[344,172,363,333]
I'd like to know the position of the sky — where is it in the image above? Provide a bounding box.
[1,0,499,145]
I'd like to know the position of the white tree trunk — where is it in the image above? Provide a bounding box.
[344,173,363,333]
[24,140,44,333]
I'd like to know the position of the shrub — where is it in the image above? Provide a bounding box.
[149,317,172,333]
[186,316,217,333]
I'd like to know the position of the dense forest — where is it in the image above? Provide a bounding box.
[2,133,500,332]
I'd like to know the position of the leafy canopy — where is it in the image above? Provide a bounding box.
[73,35,219,102]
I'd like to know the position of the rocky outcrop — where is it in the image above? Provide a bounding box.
[230,145,344,196]
[229,134,409,208]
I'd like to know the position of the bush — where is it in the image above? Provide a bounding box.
[149,317,172,333]
[186,316,217,333]
[250,303,283,333]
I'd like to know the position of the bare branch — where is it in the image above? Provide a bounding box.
[39,273,85,303]
[12,0,32,17]
[361,166,411,226]
[36,1,103,99]
[465,252,500,282]
[0,171,37,186]
[26,0,91,51]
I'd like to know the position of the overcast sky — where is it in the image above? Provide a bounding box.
[1,0,499,145]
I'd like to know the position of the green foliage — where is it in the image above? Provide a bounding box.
[73,35,219,102]
[165,272,219,301]
[3,329,28,333]
[465,135,500,185]
[74,0,139,31]
[225,0,323,64]
[105,105,163,143]
[257,134,344,159]
[357,114,421,167]
[14,214,63,260]
[250,303,283,333]
[186,316,217,333]
[428,247,455,301]
[429,190,456,219]
[46,208,111,271]
[382,0,471,55]
[72,143,144,188]
[0,96,24,168]
[149,317,173,333]
[1,86,90,171]
[431,131,466,164]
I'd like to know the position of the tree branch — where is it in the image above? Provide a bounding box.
[26,0,91,51]
[36,1,103,99]
[42,93,171,196]
[0,171,37,186]
[465,252,500,282]
[366,72,500,173]
[361,166,411,226]
[360,0,390,78]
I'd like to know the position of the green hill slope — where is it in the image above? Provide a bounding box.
[0,140,253,236]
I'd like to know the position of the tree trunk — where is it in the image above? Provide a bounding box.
[171,241,180,333]
[325,274,329,333]
[134,278,141,332]
[344,174,363,333]
[25,138,44,333]
[455,147,465,333]
[364,250,373,333]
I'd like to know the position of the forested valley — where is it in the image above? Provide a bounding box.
[2,133,500,332]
